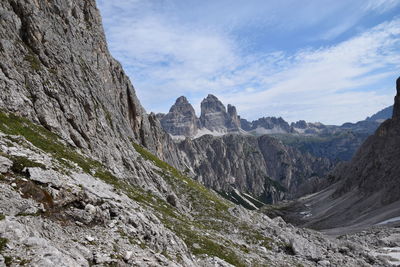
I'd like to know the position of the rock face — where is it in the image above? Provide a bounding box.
[394,77,400,119]
[161,95,389,163]
[199,94,230,133]
[250,117,292,134]
[0,0,182,182]
[161,94,242,137]
[178,134,333,203]
[160,96,199,137]
[226,104,241,131]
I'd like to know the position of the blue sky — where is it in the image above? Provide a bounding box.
[97,0,400,125]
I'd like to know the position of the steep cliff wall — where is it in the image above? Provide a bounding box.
[0,0,182,183]
[178,134,333,203]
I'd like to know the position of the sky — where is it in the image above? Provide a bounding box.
[97,0,400,125]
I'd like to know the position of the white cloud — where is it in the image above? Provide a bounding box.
[364,0,400,13]
[97,1,400,125]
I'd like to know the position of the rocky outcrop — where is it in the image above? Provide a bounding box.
[0,0,397,265]
[160,96,199,137]
[393,77,400,119]
[178,134,333,203]
[1,112,388,266]
[226,104,241,131]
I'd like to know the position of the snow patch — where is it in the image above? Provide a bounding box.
[376,216,400,225]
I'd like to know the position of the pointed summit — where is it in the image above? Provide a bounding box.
[175,96,189,105]
[393,77,400,119]
[160,96,199,136]
[200,94,228,132]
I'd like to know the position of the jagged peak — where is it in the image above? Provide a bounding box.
[175,96,189,104]
[397,76,400,94]
[227,104,237,113]
[203,94,220,102]
[393,76,400,119]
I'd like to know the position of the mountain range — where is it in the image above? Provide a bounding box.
[157,94,392,206]
[160,94,391,162]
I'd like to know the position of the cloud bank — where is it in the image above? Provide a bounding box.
[97,0,400,124]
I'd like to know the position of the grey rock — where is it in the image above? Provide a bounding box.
[27,168,67,188]
[318,260,330,266]
[199,94,229,133]
[178,134,333,203]
[160,96,199,137]
[0,155,12,173]
[0,0,396,266]
[394,77,400,119]
[226,104,241,132]
[289,236,321,260]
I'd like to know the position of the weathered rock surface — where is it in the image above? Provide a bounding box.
[178,134,334,204]
[226,104,241,132]
[200,94,229,133]
[0,0,183,185]
[0,126,387,266]
[160,96,199,137]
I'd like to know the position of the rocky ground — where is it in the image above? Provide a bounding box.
[0,111,396,267]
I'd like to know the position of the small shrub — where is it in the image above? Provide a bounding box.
[24,53,41,71]
[0,237,8,252]
[10,156,45,174]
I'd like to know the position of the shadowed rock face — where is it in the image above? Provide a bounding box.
[227,104,241,131]
[160,96,199,136]
[272,77,400,230]
[393,77,400,119]
[334,76,400,204]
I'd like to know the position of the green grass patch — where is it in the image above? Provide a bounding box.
[131,142,250,266]
[10,156,45,174]
[0,237,8,252]
[0,214,5,221]
[24,53,41,72]
[0,112,100,173]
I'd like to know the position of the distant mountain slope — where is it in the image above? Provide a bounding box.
[264,77,400,232]
[366,105,393,122]
[178,134,334,204]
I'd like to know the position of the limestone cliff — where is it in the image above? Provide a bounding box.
[0,0,182,182]
[160,96,199,137]
[178,134,333,203]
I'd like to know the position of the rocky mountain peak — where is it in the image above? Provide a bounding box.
[201,94,226,112]
[160,96,199,137]
[393,76,400,119]
[227,104,241,131]
[200,94,228,132]
[175,96,189,105]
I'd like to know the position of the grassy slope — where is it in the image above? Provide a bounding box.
[0,111,277,266]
